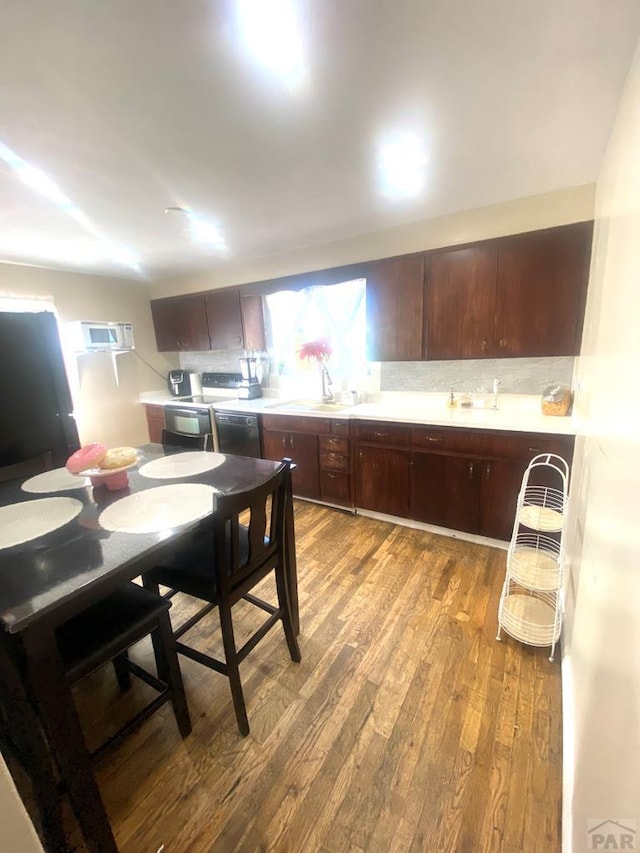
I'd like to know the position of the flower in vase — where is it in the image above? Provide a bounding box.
[297,339,332,363]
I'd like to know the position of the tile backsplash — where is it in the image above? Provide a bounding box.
[380,357,575,395]
[181,351,574,397]
[180,350,254,374]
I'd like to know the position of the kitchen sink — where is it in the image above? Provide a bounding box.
[267,399,353,413]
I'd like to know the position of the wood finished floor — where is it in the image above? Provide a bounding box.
[67,501,562,852]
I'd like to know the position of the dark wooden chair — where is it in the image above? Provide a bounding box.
[161,429,212,453]
[0,451,53,483]
[1,583,191,850]
[143,459,300,736]
[56,582,192,759]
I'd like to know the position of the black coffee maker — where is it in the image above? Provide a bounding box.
[167,370,202,397]
[238,357,262,399]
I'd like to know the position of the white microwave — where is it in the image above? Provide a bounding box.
[69,321,135,352]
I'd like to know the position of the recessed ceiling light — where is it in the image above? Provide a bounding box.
[377,133,428,200]
[235,0,307,92]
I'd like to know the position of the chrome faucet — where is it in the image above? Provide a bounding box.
[321,364,334,403]
[491,377,501,410]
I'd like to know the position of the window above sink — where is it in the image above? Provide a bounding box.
[265,278,366,384]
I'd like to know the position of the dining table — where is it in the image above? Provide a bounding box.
[0,444,299,852]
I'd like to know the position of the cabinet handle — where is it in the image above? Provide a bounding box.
[469,462,475,480]
[481,339,487,352]
[528,446,541,453]
[427,436,441,443]
[282,437,286,448]
[359,449,363,459]
[374,431,386,439]
[499,338,507,348]
[327,472,338,479]
[485,463,491,477]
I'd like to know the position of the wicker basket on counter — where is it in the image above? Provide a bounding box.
[541,384,572,416]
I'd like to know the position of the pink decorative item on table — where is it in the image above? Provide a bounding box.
[66,445,137,491]
[66,443,107,474]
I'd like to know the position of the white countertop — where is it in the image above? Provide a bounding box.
[139,391,576,436]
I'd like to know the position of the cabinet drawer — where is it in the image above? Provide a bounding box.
[330,419,350,436]
[411,425,574,463]
[411,426,481,454]
[320,471,350,504]
[262,414,331,435]
[354,421,411,447]
[320,435,348,454]
[320,452,349,472]
[480,432,574,463]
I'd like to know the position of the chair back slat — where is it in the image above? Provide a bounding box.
[213,461,290,597]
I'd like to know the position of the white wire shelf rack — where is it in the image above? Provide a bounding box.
[497,453,569,661]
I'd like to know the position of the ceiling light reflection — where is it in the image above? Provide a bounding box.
[236,0,307,92]
[0,141,140,272]
[187,212,228,252]
[377,133,428,199]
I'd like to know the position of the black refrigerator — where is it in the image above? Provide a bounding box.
[0,311,80,469]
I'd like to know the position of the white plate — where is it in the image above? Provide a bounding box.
[138,452,226,480]
[98,483,217,534]
[0,497,83,549]
[22,467,90,494]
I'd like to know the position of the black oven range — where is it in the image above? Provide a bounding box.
[163,372,262,458]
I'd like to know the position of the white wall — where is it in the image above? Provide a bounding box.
[0,758,42,852]
[153,184,595,297]
[0,263,177,447]
[562,36,640,852]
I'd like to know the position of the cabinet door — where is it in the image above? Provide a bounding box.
[355,445,410,517]
[366,255,425,361]
[478,458,526,541]
[262,429,319,499]
[494,222,592,357]
[151,295,210,352]
[240,294,266,351]
[410,452,480,534]
[205,289,244,351]
[425,245,498,360]
[144,405,165,444]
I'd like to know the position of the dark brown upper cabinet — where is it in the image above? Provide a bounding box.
[151,289,266,353]
[366,255,425,361]
[494,221,593,357]
[150,294,210,352]
[425,245,498,360]
[205,289,244,350]
[423,221,592,361]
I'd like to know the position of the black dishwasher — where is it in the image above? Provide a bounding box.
[214,412,262,458]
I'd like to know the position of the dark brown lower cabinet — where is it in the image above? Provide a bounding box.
[262,429,319,499]
[144,405,165,444]
[355,420,574,541]
[410,452,480,534]
[355,445,411,517]
[478,458,526,541]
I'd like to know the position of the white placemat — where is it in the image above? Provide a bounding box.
[0,497,83,549]
[22,467,90,494]
[98,483,216,534]
[138,452,226,480]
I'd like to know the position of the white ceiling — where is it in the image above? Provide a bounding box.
[1,0,639,280]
